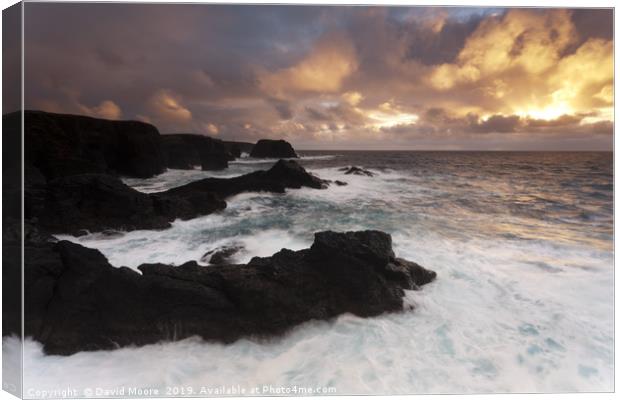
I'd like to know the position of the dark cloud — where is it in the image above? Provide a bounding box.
[394,106,613,139]
[3,3,21,113]
[304,103,367,127]
[405,15,485,65]
[571,8,614,41]
[267,98,293,120]
[473,115,521,133]
[305,106,330,121]
[20,4,613,150]
[95,46,127,68]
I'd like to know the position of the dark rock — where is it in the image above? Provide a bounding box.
[2,217,58,337]
[309,230,395,268]
[250,139,298,158]
[2,217,25,337]
[385,258,437,290]
[261,159,326,189]
[72,230,91,238]
[201,245,244,265]
[19,230,436,355]
[25,173,226,234]
[2,239,22,337]
[162,134,234,171]
[225,144,241,159]
[9,110,166,180]
[28,174,175,234]
[339,166,375,177]
[223,141,254,158]
[27,160,326,234]
[153,187,228,223]
[163,159,328,200]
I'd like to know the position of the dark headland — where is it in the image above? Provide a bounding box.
[2,110,436,355]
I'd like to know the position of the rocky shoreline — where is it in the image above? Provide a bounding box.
[26,159,329,235]
[3,110,437,355]
[13,229,435,356]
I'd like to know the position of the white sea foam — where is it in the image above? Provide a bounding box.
[29,156,613,395]
[230,155,337,165]
[16,236,613,394]
[122,165,258,193]
[55,217,309,270]
[123,156,337,193]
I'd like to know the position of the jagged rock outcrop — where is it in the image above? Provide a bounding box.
[6,110,167,180]
[163,159,327,200]
[16,230,436,355]
[339,166,375,177]
[250,139,298,158]
[26,173,224,235]
[162,134,234,170]
[26,160,327,234]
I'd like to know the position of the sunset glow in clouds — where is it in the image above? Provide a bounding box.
[20,4,613,150]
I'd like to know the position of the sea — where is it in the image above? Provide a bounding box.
[9,151,614,395]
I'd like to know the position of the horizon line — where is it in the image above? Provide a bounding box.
[293,148,613,152]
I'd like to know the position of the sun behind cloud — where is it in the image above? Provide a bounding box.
[23,5,613,149]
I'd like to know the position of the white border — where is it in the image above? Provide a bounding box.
[0,2,616,400]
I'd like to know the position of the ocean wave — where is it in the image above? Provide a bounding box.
[230,155,338,165]
[38,151,613,394]
[16,230,613,393]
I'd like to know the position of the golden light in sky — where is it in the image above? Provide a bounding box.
[515,104,573,121]
[368,111,420,130]
[20,5,613,150]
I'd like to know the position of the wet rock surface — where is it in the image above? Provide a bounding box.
[26,160,328,234]
[15,230,436,355]
[201,245,244,265]
[339,166,375,177]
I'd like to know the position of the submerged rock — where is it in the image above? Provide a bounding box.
[6,110,166,180]
[27,160,327,234]
[250,139,298,158]
[17,230,436,355]
[326,179,348,186]
[339,166,375,177]
[201,245,244,265]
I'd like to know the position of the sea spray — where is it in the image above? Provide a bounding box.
[36,151,612,394]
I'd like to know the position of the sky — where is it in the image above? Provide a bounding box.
[18,3,614,150]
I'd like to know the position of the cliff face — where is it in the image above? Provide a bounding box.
[13,110,167,180]
[161,134,234,170]
[223,141,254,157]
[250,139,298,158]
[6,111,299,181]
